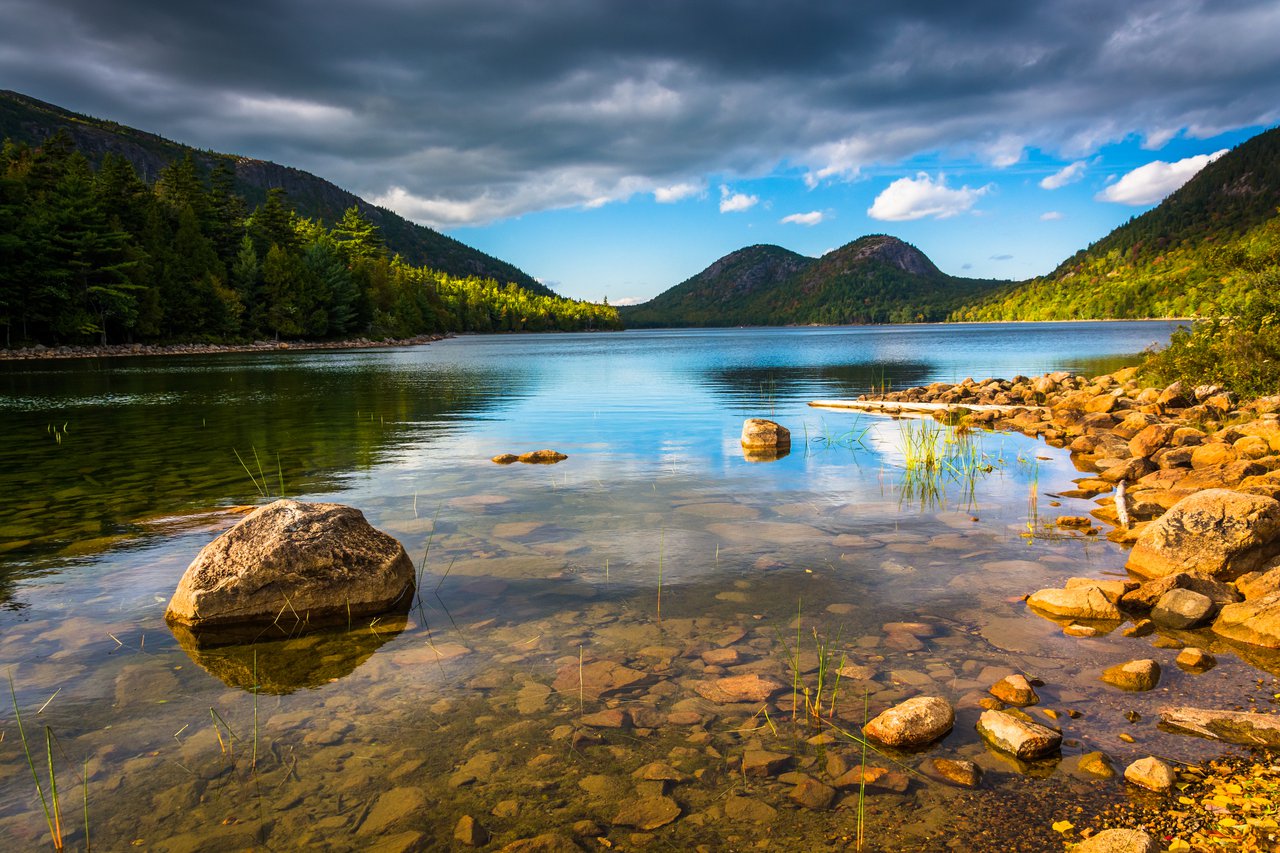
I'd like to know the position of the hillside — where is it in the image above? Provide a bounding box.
[954,125,1280,321]
[622,235,1008,327]
[0,90,551,296]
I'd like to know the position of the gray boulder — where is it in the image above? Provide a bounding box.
[1126,489,1280,580]
[166,499,415,631]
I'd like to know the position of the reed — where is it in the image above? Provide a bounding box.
[9,673,62,851]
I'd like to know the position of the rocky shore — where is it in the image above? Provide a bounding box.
[0,333,448,361]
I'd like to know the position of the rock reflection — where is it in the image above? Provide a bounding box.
[742,445,790,463]
[170,616,407,694]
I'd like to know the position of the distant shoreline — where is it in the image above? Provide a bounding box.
[0,334,449,362]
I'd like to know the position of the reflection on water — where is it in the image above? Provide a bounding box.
[9,321,1259,851]
[171,616,408,694]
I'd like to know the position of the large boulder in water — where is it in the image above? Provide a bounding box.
[166,500,415,630]
[1125,489,1280,580]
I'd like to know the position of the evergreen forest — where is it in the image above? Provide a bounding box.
[0,131,620,348]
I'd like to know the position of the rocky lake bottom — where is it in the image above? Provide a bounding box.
[3,417,1279,852]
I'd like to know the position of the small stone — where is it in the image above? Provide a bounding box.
[788,776,837,810]
[1175,647,1217,672]
[1027,586,1121,621]
[491,454,520,464]
[611,796,680,830]
[1121,619,1154,637]
[454,815,490,847]
[741,418,791,449]
[1124,756,1176,791]
[742,749,792,777]
[1150,589,1215,629]
[1100,659,1160,692]
[1064,623,1099,637]
[724,795,777,824]
[927,758,981,788]
[989,674,1039,707]
[580,709,630,728]
[863,696,955,749]
[693,673,785,704]
[518,449,568,464]
[1076,751,1115,779]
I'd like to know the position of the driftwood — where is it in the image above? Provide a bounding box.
[1159,707,1280,747]
[808,399,1046,416]
[1115,479,1131,529]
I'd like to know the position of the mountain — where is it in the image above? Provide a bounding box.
[0,90,552,296]
[953,124,1280,321]
[621,235,1008,327]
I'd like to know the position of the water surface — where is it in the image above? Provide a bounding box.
[7,321,1270,851]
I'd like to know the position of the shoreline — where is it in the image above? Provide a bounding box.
[0,333,450,362]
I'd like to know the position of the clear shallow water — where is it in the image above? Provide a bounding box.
[5,321,1274,851]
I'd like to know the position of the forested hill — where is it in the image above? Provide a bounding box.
[0,129,619,347]
[0,89,550,296]
[953,124,1280,321]
[622,235,1008,327]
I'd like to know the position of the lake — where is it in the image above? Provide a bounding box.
[3,320,1262,851]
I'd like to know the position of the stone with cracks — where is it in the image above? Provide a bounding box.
[863,696,954,748]
[1150,588,1216,629]
[1027,586,1121,621]
[1100,659,1161,691]
[1214,592,1280,648]
[1124,756,1177,791]
[741,418,791,449]
[1160,706,1280,747]
[1126,489,1280,580]
[166,500,415,631]
[976,709,1062,759]
[1070,829,1160,853]
[693,673,785,704]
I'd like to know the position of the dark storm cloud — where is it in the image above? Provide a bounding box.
[3,0,1278,224]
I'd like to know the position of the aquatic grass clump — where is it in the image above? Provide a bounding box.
[233,447,285,500]
[896,418,994,508]
[803,416,872,454]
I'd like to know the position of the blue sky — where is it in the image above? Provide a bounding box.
[3,1,1277,304]
[449,128,1258,303]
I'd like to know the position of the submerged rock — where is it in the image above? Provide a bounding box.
[926,758,982,788]
[989,674,1039,707]
[1126,489,1280,580]
[863,696,954,748]
[165,500,415,631]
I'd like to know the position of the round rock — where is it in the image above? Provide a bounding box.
[741,418,791,449]
[166,499,415,630]
[863,696,955,749]
[1150,588,1215,629]
[1123,756,1176,791]
[1070,828,1160,853]
[989,674,1039,707]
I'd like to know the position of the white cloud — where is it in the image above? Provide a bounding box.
[653,182,702,203]
[1097,150,1228,205]
[983,134,1025,168]
[1040,210,1064,220]
[1040,160,1086,190]
[611,296,645,306]
[867,173,989,221]
[780,211,824,226]
[719,184,758,213]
